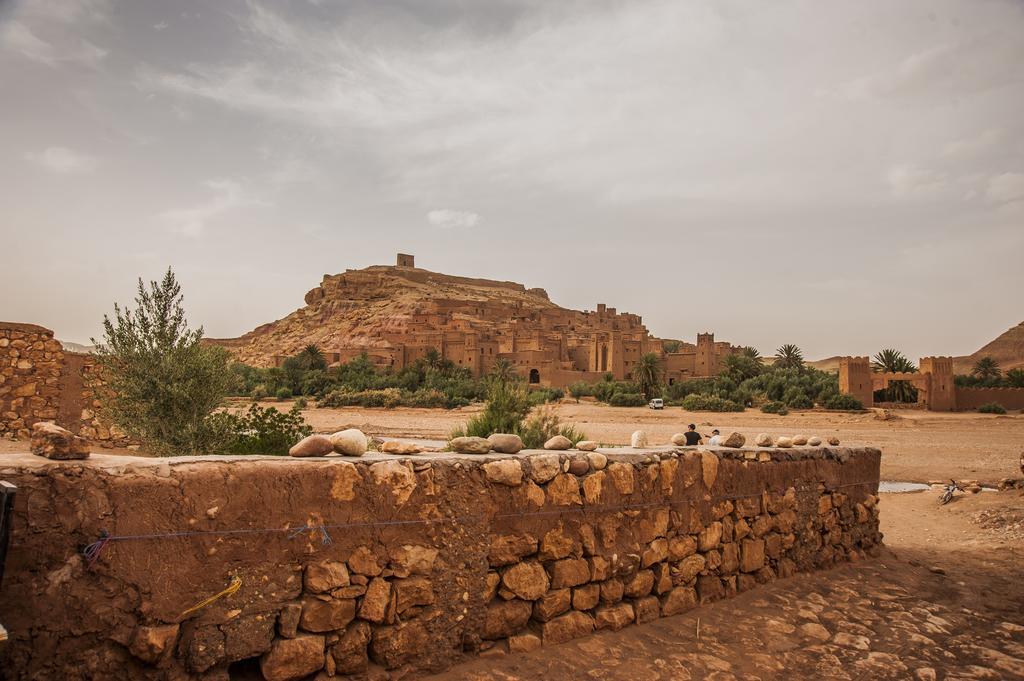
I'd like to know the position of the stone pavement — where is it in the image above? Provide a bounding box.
[425,550,1024,681]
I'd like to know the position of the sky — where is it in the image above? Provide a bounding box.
[1,0,1022,360]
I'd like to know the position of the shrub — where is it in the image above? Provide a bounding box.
[250,384,269,401]
[92,267,233,456]
[528,388,564,406]
[210,404,313,455]
[680,394,744,412]
[760,401,789,415]
[460,378,532,439]
[568,381,592,403]
[319,388,403,409]
[518,406,562,448]
[609,392,647,407]
[275,386,293,401]
[293,396,308,409]
[823,393,863,410]
[978,402,1007,414]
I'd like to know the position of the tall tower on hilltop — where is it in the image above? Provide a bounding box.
[396,253,415,268]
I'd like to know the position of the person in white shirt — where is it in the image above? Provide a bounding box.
[706,429,722,446]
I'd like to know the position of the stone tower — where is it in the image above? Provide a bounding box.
[919,357,956,411]
[696,333,716,376]
[396,253,415,268]
[839,357,873,407]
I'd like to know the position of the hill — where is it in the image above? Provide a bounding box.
[955,321,1024,374]
[208,255,742,387]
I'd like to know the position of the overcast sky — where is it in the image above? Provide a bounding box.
[2,0,1022,360]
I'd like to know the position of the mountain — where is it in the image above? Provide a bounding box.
[955,321,1024,374]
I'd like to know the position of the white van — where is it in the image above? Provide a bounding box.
[648,398,664,410]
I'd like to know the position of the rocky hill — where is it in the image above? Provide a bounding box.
[955,321,1024,373]
[209,263,653,367]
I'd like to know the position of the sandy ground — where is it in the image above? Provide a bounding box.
[3,402,1022,678]
[268,400,1024,484]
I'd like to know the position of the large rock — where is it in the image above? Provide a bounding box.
[31,422,90,460]
[594,603,635,631]
[260,635,325,681]
[530,454,562,483]
[488,433,524,454]
[546,473,582,505]
[300,598,356,632]
[807,436,822,446]
[380,441,421,455]
[541,611,594,645]
[670,433,687,446]
[450,436,492,454]
[358,578,390,623]
[828,436,840,446]
[544,435,572,450]
[483,599,532,639]
[289,434,334,457]
[791,434,808,446]
[388,544,438,577]
[330,621,372,674]
[304,560,350,593]
[368,461,417,505]
[329,429,368,456]
[483,459,524,486]
[701,451,719,489]
[488,534,539,566]
[630,430,649,448]
[754,433,773,447]
[661,586,698,616]
[369,622,428,669]
[722,432,746,448]
[501,562,549,600]
[576,440,599,452]
[775,436,793,448]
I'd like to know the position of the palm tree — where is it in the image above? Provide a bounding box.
[774,344,804,371]
[741,346,761,360]
[423,348,443,370]
[872,349,917,402]
[488,358,517,384]
[633,353,663,400]
[299,344,327,371]
[971,356,1001,380]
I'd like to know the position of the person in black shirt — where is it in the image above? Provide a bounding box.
[683,424,702,446]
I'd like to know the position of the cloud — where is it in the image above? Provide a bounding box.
[24,146,98,173]
[0,20,107,67]
[157,179,259,237]
[986,173,1024,204]
[885,164,948,200]
[426,209,480,229]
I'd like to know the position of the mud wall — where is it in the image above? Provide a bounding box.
[955,386,1024,411]
[0,445,881,680]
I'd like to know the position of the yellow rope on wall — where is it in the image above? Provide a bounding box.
[179,575,242,619]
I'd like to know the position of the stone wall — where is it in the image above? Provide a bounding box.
[0,322,65,439]
[0,445,881,680]
[0,322,124,445]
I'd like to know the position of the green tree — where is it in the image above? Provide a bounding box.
[93,267,232,455]
[871,349,917,402]
[568,381,590,403]
[662,340,682,353]
[423,348,444,371]
[971,356,1001,380]
[488,358,518,384]
[722,353,763,383]
[633,352,663,400]
[1006,368,1024,388]
[298,344,327,371]
[774,344,804,371]
[741,346,761,360]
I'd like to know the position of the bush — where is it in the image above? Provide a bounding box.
[460,378,532,439]
[319,388,404,409]
[609,392,647,407]
[528,388,564,406]
[293,396,308,409]
[680,394,744,412]
[760,401,789,415]
[250,384,269,401]
[93,267,234,456]
[275,386,293,401]
[210,404,313,455]
[978,402,1007,414]
[823,393,863,410]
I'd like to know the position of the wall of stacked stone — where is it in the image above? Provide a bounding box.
[0,321,126,444]
[955,386,1024,411]
[0,445,881,680]
[0,322,65,439]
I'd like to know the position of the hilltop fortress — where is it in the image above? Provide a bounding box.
[211,254,743,388]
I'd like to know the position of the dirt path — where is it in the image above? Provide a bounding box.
[426,490,1024,681]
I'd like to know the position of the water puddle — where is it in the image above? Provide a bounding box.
[878,481,930,493]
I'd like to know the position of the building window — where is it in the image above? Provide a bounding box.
[529,368,540,384]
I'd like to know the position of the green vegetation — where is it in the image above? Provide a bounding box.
[774,344,804,371]
[633,352,663,400]
[978,402,1007,414]
[208,403,313,455]
[760,401,789,415]
[971,356,1001,380]
[871,348,917,403]
[93,267,234,455]
[680,394,744,412]
[662,340,682,353]
[451,367,585,448]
